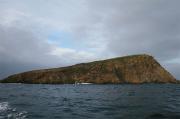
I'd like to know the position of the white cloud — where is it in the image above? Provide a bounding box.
[50,47,96,63]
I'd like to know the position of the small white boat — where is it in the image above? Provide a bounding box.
[75,82,92,85]
[79,83,92,84]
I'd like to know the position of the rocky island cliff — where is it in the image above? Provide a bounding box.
[0,54,178,84]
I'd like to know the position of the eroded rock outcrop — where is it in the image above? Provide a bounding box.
[0,54,178,84]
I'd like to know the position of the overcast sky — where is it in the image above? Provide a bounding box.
[0,0,180,79]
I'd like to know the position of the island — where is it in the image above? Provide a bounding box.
[0,54,179,84]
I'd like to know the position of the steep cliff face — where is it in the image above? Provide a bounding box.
[0,54,178,84]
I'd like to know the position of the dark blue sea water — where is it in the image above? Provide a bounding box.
[0,84,180,119]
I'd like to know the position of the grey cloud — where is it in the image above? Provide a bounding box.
[0,24,97,79]
[0,25,63,79]
[85,0,180,61]
[0,0,180,79]
[163,63,180,80]
[70,0,180,79]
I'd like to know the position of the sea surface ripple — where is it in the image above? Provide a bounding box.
[0,84,180,119]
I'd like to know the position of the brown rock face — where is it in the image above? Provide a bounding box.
[0,54,178,84]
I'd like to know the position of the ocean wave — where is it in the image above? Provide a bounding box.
[0,102,28,119]
[0,102,9,112]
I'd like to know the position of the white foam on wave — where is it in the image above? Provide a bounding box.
[0,102,9,112]
[0,102,28,119]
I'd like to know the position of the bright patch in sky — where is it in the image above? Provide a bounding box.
[48,31,74,48]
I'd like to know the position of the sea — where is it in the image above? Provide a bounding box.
[0,84,179,119]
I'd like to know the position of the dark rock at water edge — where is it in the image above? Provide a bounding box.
[0,54,179,84]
